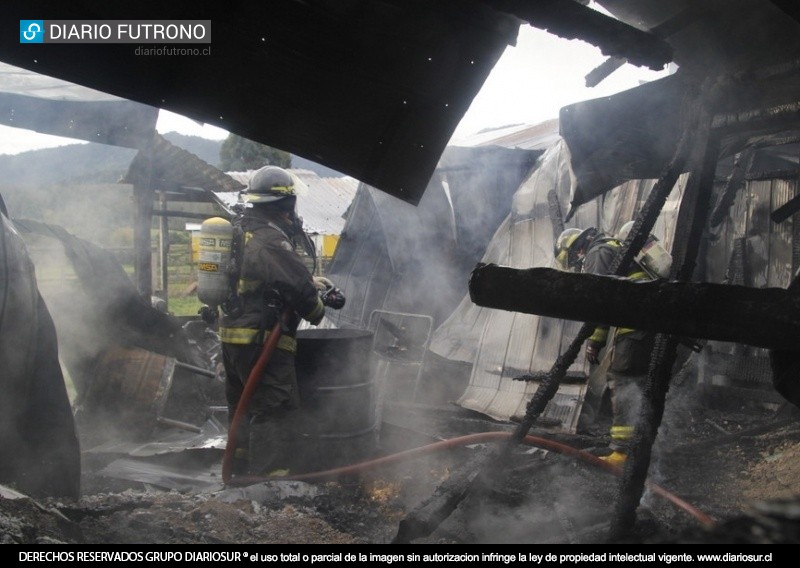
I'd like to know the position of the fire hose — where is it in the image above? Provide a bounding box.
[221,308,291,485]
[225,431,715,529]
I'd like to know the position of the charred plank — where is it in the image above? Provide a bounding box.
[469,264,800,352]
[482,0,672,70]
[392,451,486,544]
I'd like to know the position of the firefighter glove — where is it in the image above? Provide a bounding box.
[585,340,604,364]
[313,276,334,292]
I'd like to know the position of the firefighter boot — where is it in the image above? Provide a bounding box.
[601,450,628,466]
[248,415,292,477]
[231,447,249,476]
[601,425,633,466]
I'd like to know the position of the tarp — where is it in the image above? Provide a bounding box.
[0,62,157,149]
[0,1,521,204]
[0,208,80,499]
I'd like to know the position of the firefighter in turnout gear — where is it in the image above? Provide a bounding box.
[554,226,656,466]
[218,165,345,476]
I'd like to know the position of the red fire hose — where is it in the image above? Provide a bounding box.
[221,309,291,484]
[226,431,715,528]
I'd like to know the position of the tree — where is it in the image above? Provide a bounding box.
[218,134,291,171]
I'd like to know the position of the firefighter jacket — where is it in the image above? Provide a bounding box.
[582,236,650,345]
[219,211,325,353]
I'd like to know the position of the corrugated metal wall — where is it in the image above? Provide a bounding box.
[432,138,688,426]
[700,167,798,397]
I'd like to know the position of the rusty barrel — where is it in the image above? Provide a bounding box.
[81,345,175,440]
[294,328,377,472]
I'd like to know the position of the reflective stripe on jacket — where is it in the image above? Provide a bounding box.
[218,327,298,353]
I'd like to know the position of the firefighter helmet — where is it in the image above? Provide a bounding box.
[243,166,296,205]
[554,227,598,271]
[616,221,673,279]
[617,220,636,242]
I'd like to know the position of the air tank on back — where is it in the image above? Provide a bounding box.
[197,217,233,307]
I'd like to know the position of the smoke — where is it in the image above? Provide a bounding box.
[0,210,81,498]
[456,452,618,544]
[11,191,220,451]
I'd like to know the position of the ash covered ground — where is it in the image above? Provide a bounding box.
[3,373,800,546]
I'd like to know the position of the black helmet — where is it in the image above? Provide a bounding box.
[243,166,295,205]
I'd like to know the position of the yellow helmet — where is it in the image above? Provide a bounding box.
[617,220,636,242]
[554,227,598,271]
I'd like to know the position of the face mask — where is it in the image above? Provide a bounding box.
[289,212,304,236]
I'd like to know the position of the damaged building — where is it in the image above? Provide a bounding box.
[0,0,800,545]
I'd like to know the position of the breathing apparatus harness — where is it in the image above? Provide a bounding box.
[223,205,246,319]
[198,203,345,327]
[198,205,246,325]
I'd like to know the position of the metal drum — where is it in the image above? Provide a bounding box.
[294,328,377,472]
[80,345,175,441]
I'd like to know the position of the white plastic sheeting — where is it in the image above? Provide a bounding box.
[431,137,686,427]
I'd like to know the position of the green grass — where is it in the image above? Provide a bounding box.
[166,294,204,317]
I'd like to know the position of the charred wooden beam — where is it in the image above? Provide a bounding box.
[392,451,486,544]
[747,168,800,182]
[709,148,755,227]
[613,116,722,539]
[481,0,672,70]
[772,191,800,224]
[712,99,800,135]
[469,264,800,352]
[584,56,626,88]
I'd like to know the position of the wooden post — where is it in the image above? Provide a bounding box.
[612,87,723,538]
[133,181,153,300]
[158,191,169,305]
[132,143,155,300]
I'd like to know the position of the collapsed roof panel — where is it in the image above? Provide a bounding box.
[121,133,245,196]
[0,62,157,149]
[290,171,359,236]
[596,0,800,74]
[559,73,686,216]
[0,213,80,499]
[0,0,521,205]
[560,1,800,217]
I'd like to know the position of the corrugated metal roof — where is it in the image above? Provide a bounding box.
[292,170,359,235]
[222,169,358,235]
[121,133,245,194]
[450,119,560,150]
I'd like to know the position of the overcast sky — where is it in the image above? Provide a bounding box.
[0,25,669,155]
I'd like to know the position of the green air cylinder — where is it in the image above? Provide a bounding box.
[197,217,233,307]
